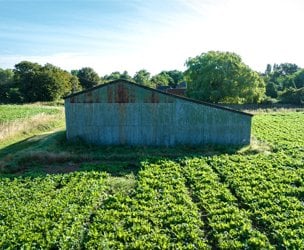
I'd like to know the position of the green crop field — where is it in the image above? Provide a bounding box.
[0,104,64,148]
[0,104,62,123]
[0,109,304,249]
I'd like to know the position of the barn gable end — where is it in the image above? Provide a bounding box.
[64,79,252,146]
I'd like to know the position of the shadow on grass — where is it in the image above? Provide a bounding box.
[0,130,245,178]
[0,136,39,158]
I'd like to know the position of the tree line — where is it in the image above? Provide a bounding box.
[0,51,303,104]
[0,62,184,103]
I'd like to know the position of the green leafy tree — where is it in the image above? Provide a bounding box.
[133,69,151,87]
[7,88,23,103]
[273,63,299,76]
[293,69,304,89]
[265,82,278,98]
[265,63,300,91]
[0,84,8,103]
[76,67,100,89]
[69,75,81,93]
[14,61,80,102]
[265,64,272,75]
[263,63,304,103]
[71,69,79,77]
[13,61,43,102]
[185,51,265,104]
[151,72,174,87]
[121,71,132,81]
[151,70,184,87]
[34,67,64,101]
[281,75,297,89]
[280,87,304,104]
[39,64,81,101]
[0,68,14,85]
[103,71,121,82]
[165,70,184,87]
[102,71,132,83]
[0,68,15,103]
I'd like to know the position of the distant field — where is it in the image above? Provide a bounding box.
[0,109,304,249]
[0,104,64,146]
[0,104,61,123]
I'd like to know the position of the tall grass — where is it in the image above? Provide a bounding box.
[0,113,63,141]
[0,104,64,150]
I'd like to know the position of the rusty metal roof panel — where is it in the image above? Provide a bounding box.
[64,79,253,117]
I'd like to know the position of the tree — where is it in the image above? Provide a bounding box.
[273,63,299,76]
[103,71,121,82]
[265,63,300,91]
[165,70,184,87]
[133,69,151,87]
[185,51,265,104]
[280,87,304,104]
[151,72,173,87]
[0,68,15,103]
[14,61,80,102]
[263,63,303,103]
[0,68,14,85]
[71,69,79,77]
[121,71,132,81]
[265,64,272,75]
[293,69,304,89]
[265,82,278,98]
[70,75,81,93]
[13,61,43,102]
[102,71,132,83]
[38,64,81,101]
[76,67,100,89]
[151,70,184,87]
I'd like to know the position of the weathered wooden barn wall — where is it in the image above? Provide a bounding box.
[64,80,252,146]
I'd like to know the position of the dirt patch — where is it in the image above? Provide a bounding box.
[44,163,80,174]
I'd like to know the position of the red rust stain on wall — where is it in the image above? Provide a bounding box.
[115,84,129,103]
[150,92,160,103]
[128,89,135,103]
[107,87,113,103]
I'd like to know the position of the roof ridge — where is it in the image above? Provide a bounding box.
[64,79,253,117]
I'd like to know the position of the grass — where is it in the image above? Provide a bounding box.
[0,104,64,148]
[238,136,272,155]
[224,103,304,114]
[1,104,303,249]
[0,129,243,177]
[1,103,293,177]
[0,104,62,123]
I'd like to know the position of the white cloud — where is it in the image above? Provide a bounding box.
[1,0,303,75]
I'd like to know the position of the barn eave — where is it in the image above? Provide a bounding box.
[64,79,253,117]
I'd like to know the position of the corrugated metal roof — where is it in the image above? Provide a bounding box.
[64,79,253,117]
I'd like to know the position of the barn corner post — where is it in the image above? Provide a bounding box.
[64,79,253,146]
[247,115,253,145]
[64,98,70,141]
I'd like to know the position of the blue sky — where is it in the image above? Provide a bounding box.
[0,0,303,75]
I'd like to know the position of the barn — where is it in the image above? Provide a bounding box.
[64,79,253,146]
